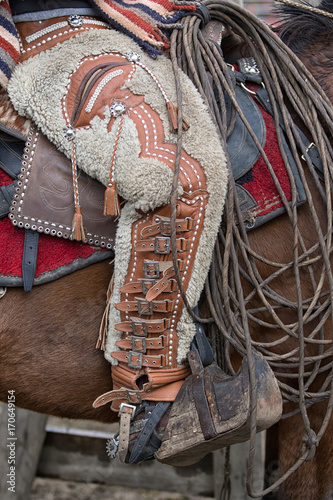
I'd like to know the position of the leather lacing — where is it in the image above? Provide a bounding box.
[167,0,333,496]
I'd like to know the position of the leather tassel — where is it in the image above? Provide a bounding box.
[167,101,190,133]
[71,206,86,241]
[104,182,121,216]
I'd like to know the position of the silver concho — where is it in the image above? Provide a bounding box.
[238,57,260,75]
[68,15,83,28]
[106,435,119,459]
[126,51,141,63]
[63,125,76,141]
[0,287,6,299]
[110,101,126,118]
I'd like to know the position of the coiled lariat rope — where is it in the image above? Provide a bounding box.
[168,0,333,496]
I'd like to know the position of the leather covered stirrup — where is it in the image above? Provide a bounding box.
[155,347,282,467]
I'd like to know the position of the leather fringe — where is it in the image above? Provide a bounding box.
[71,206,86,241]
[167,101,190,133]
[96,269,114,350]
[104,182,121,216]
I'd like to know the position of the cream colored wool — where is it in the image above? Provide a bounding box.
[7,28,229,365]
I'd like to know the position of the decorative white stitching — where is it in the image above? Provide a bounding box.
[85,69,124,113]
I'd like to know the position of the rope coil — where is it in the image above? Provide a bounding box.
[169,0,333,496]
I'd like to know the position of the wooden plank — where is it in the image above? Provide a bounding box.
[37,427,214,497]
[0,404,47,500]
[213,433,265,500]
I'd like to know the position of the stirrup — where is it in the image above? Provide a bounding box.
[155,333,282,466]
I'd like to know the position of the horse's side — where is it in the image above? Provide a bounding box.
[1,3,333,500]
[0,260,117,424]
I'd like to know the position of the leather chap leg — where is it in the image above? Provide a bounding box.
[94,158,211,412]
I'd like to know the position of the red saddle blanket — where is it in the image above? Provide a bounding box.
[0,168,112,287]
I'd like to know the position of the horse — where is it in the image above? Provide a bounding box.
[1,1,333,499]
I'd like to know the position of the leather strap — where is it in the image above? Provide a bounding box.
[145,266,178,301]
[188,348,217,440]
[22,229,39,292]
[140,217,195,238]
[135,236,188,254]
[115,335,166,352]
[112,351,166,368]
[0,183,15,218]
[114,317,171,335]
[115,298,174,314]
[0,132,25,179]
[129,402,171,464]
[143,259,183,278]
[256,87,323,174]
[118,404,136,463]
[119,278,177,295]
[191,314,215,367]
[93,388,143,408]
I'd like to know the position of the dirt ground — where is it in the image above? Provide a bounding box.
[30,477,212,500]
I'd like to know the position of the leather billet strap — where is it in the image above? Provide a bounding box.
[116,335,166,351]
[115,298,174,314]
[140,216,195,238]
[135,236,188,254]
[22,229,39,292]
[114,318,171,335]
[112,351,166,369]
[117,403,136,462]
[119,278,177,295]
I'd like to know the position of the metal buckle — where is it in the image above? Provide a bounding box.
[118,402,136,419]
[137,299,153,315]
[160,219,171,236]
[131,319,148,336]
[144,261,159,278]
[140,279,155,294]
[125,390,142,404]
[301,142,316,161]
[128,351,143,369]
[155,237,171,254]
[132,336,147,353]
